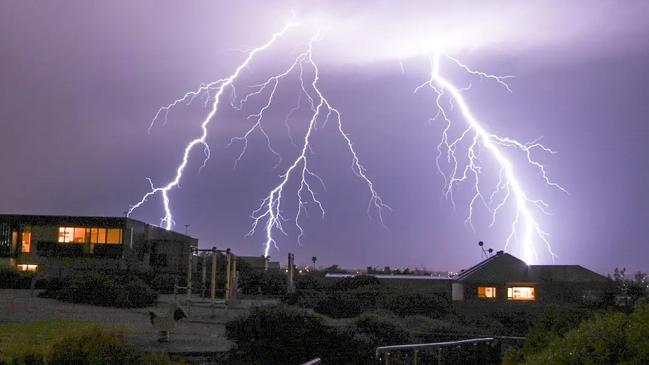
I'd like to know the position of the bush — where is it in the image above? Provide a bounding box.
[383,291,452,318]
[295,273,329,291]
[282,289,326,308]
[225,305,373,365]
[147,273,180,294]
[353,311,413,346]
[521,302,649,364]
[0,267,34,289]
[315,285,382,318]
[238,269,287,296]
[40,271,158,308]
[332,275,380,291]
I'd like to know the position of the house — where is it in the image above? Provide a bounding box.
[0,214,197,274]
[323,251,611,304]
[452,251,612,303]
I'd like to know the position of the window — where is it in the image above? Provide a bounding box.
[90,228,106,244]
[21,232,31,253]
[58,227,87,243]
[106,229,122,244]
[507,287,535,301]
[478,286,497,298]
[59,227,122,244]
[16,264,38,272]
[58,227,73,243]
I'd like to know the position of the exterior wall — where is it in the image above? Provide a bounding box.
[452,282,464,301]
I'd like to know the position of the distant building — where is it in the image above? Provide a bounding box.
[325,251,612,304]
[0,214,197,274]
[238,255,280,271]
[451,251,611,303]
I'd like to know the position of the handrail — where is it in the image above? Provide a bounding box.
[300,358,321,365]
[376,337,494,357]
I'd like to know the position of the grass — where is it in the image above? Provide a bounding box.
[0,319,128,362]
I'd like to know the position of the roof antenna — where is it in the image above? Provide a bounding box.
[488,248,494,257]
[478,241,487,259]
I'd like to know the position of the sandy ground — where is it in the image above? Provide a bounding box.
[0,289,278,354]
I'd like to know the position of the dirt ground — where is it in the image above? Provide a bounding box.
[0,289,278,354]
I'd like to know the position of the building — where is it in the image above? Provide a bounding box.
[325,251,611,304]
[451,251,611,303]
[238,255,281,271]
[0,214,197,274]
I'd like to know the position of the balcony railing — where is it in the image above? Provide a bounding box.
[376,337,526,365]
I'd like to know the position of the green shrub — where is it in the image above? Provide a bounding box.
[0,267,34,289]
[147,273,180,294]
[238,269,286,296]
[332,275,380,291]
[382,291,452,318]
[295,273,329,291]
[40,271,157,308]
[225,305,373,365]
[354,311,413,346]
[523,303,649,365]
[315,285,382,318]
[282,289,326,308]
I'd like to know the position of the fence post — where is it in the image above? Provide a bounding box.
[187,249,193,301]
[210,247,217,303]
[413,349,419,365]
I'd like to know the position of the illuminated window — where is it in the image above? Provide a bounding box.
[72,228,87,243]
[58,227,72,243]
[478,286,497,298]
[507,287,535,301]
[106,229,122,244]
[21,232,31,253]
[59,227,121,245]
[16,264,38,272]
[58,227,88,243]
[90,228,106,244]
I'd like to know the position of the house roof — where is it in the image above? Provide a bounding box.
[528,265,609,283]
[454,252,529,282]
[325,273,451,280]
[454,251,609,284]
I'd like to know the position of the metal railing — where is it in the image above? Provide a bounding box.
[300,358,321,365]
[376,337,495,365]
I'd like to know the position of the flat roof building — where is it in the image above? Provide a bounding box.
[0,214,197,274]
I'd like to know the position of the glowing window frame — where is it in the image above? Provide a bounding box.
[477,286,497,299]
[16,264,38,272]
[507,286,536,301]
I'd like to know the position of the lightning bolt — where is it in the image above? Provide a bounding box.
[128,24,387,258]
[416,53,566,264]
[127,22,298,230]
[241,34,389,257]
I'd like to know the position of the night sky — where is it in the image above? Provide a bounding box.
[1,1,648,273]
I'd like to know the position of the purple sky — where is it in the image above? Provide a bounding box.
[1,1,648,273]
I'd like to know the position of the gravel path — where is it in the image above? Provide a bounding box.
[0,289,276,353]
